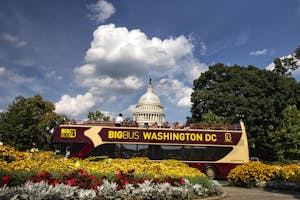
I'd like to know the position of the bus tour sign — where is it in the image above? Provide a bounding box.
[54,126,242,146]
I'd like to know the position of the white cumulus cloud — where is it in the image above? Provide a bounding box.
[266,55,300,75]
[84,24,194,77]
[57,24,207,119]
[0,66,6,76]
[55,92,99,118]
[156,78,193,107]
[2,33,27,47]
[87,0,115,23]
[250,49,268,56]
[199,42,207,55]
[44,70,62,80]
[122,104,137,118]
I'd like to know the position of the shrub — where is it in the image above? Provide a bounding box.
[227,161,280,187]
[227,161,300,189]
[0,170,223,199]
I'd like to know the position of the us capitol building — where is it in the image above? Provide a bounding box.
[133,79,165,127]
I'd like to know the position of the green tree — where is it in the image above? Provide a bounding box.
[273,46,300,76]
[87,110,109,122]
[0,95,64,150]
[268,105,300,160]
[190,63,300,160]
[200,110,225,124]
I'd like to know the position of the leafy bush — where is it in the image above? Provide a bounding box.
[227,161,300,189]
[1,145,205,179]
[280,164,300,183]
[227,161,280,187]
[0,145,223,198]
[0,170,223,199]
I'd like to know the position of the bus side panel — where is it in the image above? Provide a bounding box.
[52,125,101,158]
[186,162,238,179]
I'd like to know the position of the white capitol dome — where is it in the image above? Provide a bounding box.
[138,86,161,105]
[133,79,165,127]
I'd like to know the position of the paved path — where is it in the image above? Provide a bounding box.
[222,186,300,200]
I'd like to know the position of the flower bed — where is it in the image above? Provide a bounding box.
[0,145,223,199]
[227,161,300,191]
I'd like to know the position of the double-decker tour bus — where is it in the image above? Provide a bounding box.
[52,121,249,179]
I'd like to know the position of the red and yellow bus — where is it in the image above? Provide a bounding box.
[52,121,249,179]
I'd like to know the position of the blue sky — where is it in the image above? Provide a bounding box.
[0,0,300,123]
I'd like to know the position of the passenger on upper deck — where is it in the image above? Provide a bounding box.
[183,122,191,130]
[152,122,159,128]
[162,122,169,128]
[172,122,180,129]
[143,122,149,128]
[115,113,124,127]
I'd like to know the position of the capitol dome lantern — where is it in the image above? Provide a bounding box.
[133,79,165,127]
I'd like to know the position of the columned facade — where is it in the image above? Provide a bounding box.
[133,80,165,127]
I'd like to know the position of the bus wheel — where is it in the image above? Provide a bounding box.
[204,166,218,179]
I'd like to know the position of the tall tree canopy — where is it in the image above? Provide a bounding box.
[268,105,300,160]
[87,110,109,122]
[190,63,300,160]
[0,95,64,151]
[273,45,300,76]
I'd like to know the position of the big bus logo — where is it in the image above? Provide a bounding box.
[61,128,76,138]
[224,132,232,142]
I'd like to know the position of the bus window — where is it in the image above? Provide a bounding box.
[65,146,71,158]
[161,145,184,160]
[137,144,149,157]
[121,144,137,158]
[149,145,164,160]
[53,143,62,155]
[86,144,116,158]
[71,143,87,155]
[185,146,233,161]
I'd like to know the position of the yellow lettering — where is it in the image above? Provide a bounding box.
[190,133,196,141]
[133,131,140,140]
[151,132,157,140]
[225,132,232,142]
[205,133,217,142]
[157,132,163,140]
[173,133,179,140]
[117,131,123,139]
[108,130,115,139]
[179,133,185,141]
[143,132,151,140]
[196,134,203,141]
[163,132,169,140]
[61,128,76,138]
[212,134,217,142]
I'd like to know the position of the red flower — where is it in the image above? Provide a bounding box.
[179,178,185,184]
[50,179,60,186]
[120,179,128,186]
[115,172,123,180]
[78,169,88,177]
[96,179,103,185]
[130,179,137,185]
[2,175,14,182]
[67,178,77,186]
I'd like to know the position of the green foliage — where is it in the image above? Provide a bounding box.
[87,110,109,122]
[0,170,38,187]
[0,95,64,151]
[273,46,300,77]
[295,46,300,59]
[268,105,300,160]
[200,110,225,124]
[190,63,300,160]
